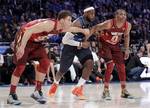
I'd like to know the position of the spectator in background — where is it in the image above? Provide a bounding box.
[126,46,146,81]
[0,54,4,85]
[147,38,150,57]
[0,54,4,66]
[0,0,150,43]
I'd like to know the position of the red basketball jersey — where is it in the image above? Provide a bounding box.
[23,19,62,42]
[14,19,62,50]
[99,19,128,45]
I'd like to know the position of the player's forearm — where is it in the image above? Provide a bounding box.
[94,22,108,32]
[62,38,80,46]
[95,25,103,31]
[124,23,131,51]
[63,27,85,34]
[124,35,130,50]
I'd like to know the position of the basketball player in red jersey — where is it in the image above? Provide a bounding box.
[7,10,90,105]
[93,9,133,100]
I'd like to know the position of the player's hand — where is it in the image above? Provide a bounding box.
[124,49,130,60]
[90,26,97,35]
[81,41,90,49]
[16,46,25,60]
[97,67,102,73]
[82,29,91,37]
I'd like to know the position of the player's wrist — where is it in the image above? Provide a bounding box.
[79,42,83,47]
[125,48,130,53]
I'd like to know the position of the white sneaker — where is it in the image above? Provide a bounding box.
[31,90,46,104]
[102,89,112,100]
[7,93,21,105]
[121,89,134,99]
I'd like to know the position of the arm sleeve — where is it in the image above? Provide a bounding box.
[62,32,80,47]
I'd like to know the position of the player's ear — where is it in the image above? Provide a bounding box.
[59,19,63,22]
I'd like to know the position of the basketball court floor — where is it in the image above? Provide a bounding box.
[0,82,150,108]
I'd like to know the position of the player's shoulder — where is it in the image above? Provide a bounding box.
[126,21,132,28]
[40,18,55,28]
[103,19,112,23]
[73,16,83,27]
[73,16,82,23]
[75,16,83,20]
[101,19,112,26]
[126,20,131,25]
[102,19,112,28]
[45,18,55,24]
[36,18,55,24]
[25,18,55,26]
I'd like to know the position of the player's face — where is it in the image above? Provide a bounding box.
[86,10,95,21]
[116,11,127,21]
[140,46,145,52]
[62,16,72,29]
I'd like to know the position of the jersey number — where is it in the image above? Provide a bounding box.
[111,35,119,43]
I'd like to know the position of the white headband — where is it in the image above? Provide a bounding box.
[83,7,95,13]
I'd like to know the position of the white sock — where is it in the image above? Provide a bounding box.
[54,80,59,85]
[76,77,86,87]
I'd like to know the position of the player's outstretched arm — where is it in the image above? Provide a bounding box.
[90,20,111,34]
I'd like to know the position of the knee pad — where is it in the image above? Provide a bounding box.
[13,64,25,77]
[37,58,50,74]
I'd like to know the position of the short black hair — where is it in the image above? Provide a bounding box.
[115,9,127,16]
[57,10,72,20]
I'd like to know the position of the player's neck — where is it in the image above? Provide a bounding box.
[115,18,125,23]
[114,18,125,28]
